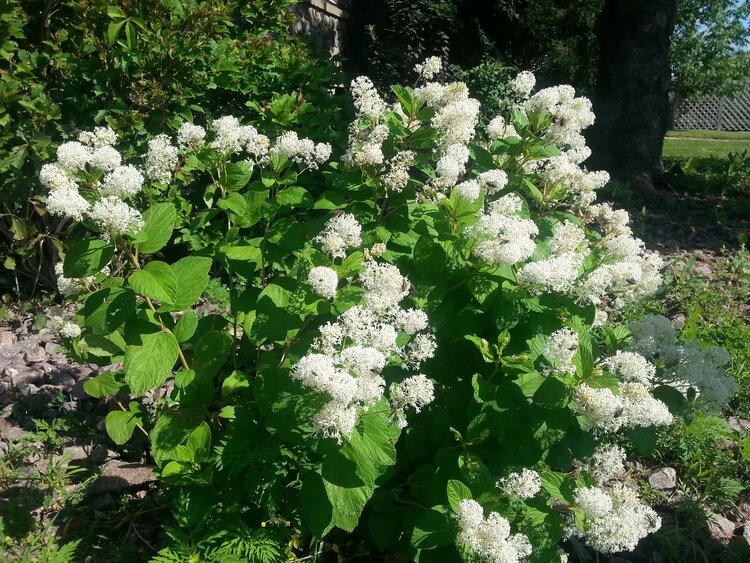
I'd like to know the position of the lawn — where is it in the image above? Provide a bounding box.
[663,133,750,160]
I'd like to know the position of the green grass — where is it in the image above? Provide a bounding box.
[663,137,750,159]
[666,129,750,141]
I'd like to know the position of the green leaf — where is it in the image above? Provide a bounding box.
[629,426,658,456]
[540,471,575,504]
[105,410,138,445]
[221,162,252,190]
[124,331,179,395]
[63,238,114,278]
[174,369,196,389]
[136,202,176,254]
[128,261,177,304]
[411,505,456,550]
[107,20,126,45]
[150,408,205,465]
[192,330,232,380]
[276,186,313,208]
[314,191,347,209]
[221,370,250,398]
[83,371,123,398]
[217,192,248,216]
[165,256,212,311]
[301,473,334,537]
[81,286,136,335]
[446,480,472,513]
[173,311,199,342]
[175,422,211,463]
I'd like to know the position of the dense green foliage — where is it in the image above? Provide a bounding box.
[0,0,342,297]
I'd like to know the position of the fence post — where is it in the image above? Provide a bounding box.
[716,97,725,131]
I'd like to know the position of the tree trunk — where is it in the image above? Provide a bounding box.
[588,0,678,190]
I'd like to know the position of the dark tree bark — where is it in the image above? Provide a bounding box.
[588,0,678,190]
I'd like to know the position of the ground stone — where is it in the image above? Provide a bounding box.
[708,513,736,542]
[88,460,156,494]
[647,467,677,490]
[0,331,15,348]
[24,346,46,363]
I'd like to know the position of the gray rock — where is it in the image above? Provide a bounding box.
[647,467,677,490]
[88,460,156,494]
[9,367,43,392]
[90,444,117,465]
[0,423,29,442]
[708,513,736,542]
[24,346,46,363]
[50,371,76,391]
[728,417,750,433]
[0,331,15,348]
[44,341,61,355]
[738,502,750,521]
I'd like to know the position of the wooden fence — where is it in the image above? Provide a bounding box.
[673,84,750,131]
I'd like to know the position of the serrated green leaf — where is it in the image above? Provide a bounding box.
[128,261,177,304]
[83,371,123,398]
[63,238,114,278]
[136,202,176,254]
[411,505,456,550]
[124,331,179,395]
[105,410,137,445]
[446,480,472,513]
[165,256,212,311]
[173,310,198,342]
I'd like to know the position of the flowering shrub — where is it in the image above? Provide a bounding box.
[44,58,736,561]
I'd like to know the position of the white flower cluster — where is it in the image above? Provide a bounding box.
[145,134,178,184]
[382,150,416,193]
[542,328,579,375]
[573,484,660,553]
[497,469,542,499]
[575,381,673,432]
[601,351,656,386]
[511,71,536,99]
[629,315,737,408]
[486,116,518,140]
[457,499,532,563]
[177,122,206,151]
[314,213,363,259]
[467,194,538,266]
[41,127,144,237]
[48,315,82,339]
[270,131,331,169]
[415,56,442,80]
[292,216,436,440]
[55,262,110,297]
[585,443,626,484]
[342,77,389,168]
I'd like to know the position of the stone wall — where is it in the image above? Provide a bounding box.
[292,0,349,56]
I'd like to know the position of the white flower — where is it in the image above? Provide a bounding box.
[315,213,363,259]
[311,401,358,442]
[404,333,437,368]
[517,251,585,293]
[382,150,416,192]
[602,351,656,386]
[145,134,178,184]
[351,76,386,119]
[454,179,481,202]
[497,469,542,499]
[389,374,435,427]
[177,122,206,150]
[435,143,470,188]
[57,141,91,171]
[575,384,624,432]
[487,116,507,139]
[59,321,82,339]
[394,308,429,335]
[548,221,587,255]
[478,170,508,194]
[89,146,122,172]
[457,499,532,563]
[78,126,118,148]
[88,196,143,235]
[620,383,673,427]
[543,328,579,375]
[40,164,77,192]
[586,444,626,483]
[46,187,90,221]
[100,165,144,198]
[415,56,442,80]
[270,131,329,168]
[308,266,338,299]
[575,486,613,518]
[432,97,480,147]
[512,71,536,98]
